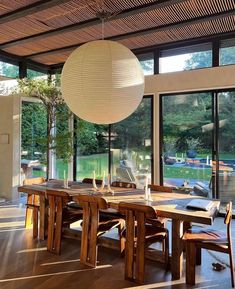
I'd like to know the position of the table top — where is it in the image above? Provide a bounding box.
[18,179,220,225]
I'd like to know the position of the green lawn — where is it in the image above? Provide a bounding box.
[32,152,234,183]
[163,165,212,181]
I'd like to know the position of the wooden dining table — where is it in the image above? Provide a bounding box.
[18,180,220,280]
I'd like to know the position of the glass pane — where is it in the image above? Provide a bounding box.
[220,46,235,66]
[161,93,213,195]
[21,101,47,180]
[218,91,235,203]
[111,97,152,188]
[76,119,108,180]
[159,51,212,73]
[0,61,19,78]
[137,53,154,75]
[55,105,72,179]
[27,69,47,79]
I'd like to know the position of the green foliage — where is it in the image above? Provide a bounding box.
[18,78,74,177]
[0,61,19,78]
[21,102,47,161]
[77,120,108,155]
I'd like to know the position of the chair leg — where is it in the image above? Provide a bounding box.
[229,245,235,288]
[125,211,135,281]
[88,203,99,268]
[164,232,169,270]
[118,220,125,255]
[135,213,146,284]
[32,207,39,239]
[196,247,201,265]
[186,241,196,285]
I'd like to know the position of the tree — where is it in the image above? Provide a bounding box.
[17,78,73,179]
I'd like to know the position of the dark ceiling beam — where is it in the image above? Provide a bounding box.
[0,0,187,49]
[0,0,72,25]
[48,31,235,72]
[0,49,50,72]
[26,9,235,59]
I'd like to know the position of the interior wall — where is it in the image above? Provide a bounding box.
[144,64,235,184]
[0,94,21,201]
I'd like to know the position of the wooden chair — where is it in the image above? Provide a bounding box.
[183,202,234,287]
[73,194,124,267]
[23,177,45,238]
[119,202,169,284]
[111,181,137,189]
[82,178,103,185]
[46,189,83,254]
[148,184,173,193]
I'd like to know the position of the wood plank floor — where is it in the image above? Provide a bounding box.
[0,202,234,289]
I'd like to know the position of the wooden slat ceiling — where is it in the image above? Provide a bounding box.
[0,0,234,68]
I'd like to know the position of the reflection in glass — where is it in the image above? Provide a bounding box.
[218,91,235,202]
[111,97,152,188]
[76,119,108,180]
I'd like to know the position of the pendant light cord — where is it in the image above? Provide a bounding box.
[101,17,104,40]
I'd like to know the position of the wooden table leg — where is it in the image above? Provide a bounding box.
[47,195,55,252]
[171,219,183,280]
[53,197,63,254]
[39,195,46,240]
[186,241,196,285]
[80,203,90,265]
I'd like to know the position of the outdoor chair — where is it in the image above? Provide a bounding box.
[82,178,103,185]
[119,202,169,283]
[23,177,45,238]
[112,181,137,189]
[73,194,124,267]
[183,202,234,287]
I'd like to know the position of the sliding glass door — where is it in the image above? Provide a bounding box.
[160,92,214,196]
[161,89,235,203]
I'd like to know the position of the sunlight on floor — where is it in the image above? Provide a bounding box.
[0,264,113,283]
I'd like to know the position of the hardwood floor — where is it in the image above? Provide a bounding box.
[0,203,234,289]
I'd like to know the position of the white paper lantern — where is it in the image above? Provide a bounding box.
[61,40,145,124]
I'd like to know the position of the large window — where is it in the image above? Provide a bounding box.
[160,90,235,204]
[74,97,153,186]
[220,38,235,66]
[159,43,212,73]
[21,101,47,180]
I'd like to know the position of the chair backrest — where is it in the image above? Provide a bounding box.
[111,181,136,189]
[23,177,45,185]
[119,202,156,219]
[148,184,173,193]
[74,194,107,210]
[82,178,103,185]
